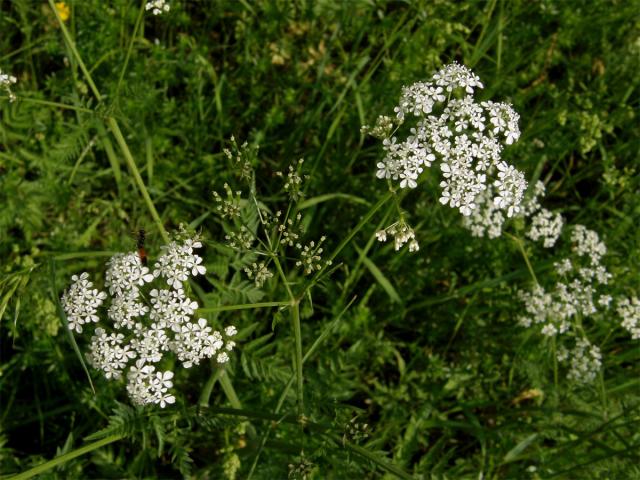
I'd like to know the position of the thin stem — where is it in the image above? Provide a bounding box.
[198,367,224,408]
[218,370,242,409]
[291,300,304,415]
[269,252,303,414]
[271,254,295,301]
[48,0,103,102]
[552,336,559,388]
[8,434,122,480]
[49,0,168,244]
[505,232,538,285]
[14,97,94,114]
[107,117,169,243]
[198,301,290,314]
[114,2,146,100]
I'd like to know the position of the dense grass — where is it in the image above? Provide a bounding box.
[1,0,639,478]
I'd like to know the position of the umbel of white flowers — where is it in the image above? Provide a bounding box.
[145,0,170,15]
[61,237,237,408]
[372,62,526,218]
[0,68,17,102]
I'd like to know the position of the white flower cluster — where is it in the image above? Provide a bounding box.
[463,179,564,248]
[61,238,237,408]
[617,296,640,340]
[527,208,564,248]
[213,183,242,219]
[557,338,602,384]
[518,225,611,339]
[244,262,274,288]
[0,68,17,102]
[516,224,615,383]
[145,0,170,15]
[375,220,419,252]
[374,62,525,218]
[61,273,108,333]
[153,239,207,289]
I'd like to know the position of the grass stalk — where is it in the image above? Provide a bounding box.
[114,2,146,100]
[14,97,94,113]
[8,434,122,480]
[48,0,102,102]
[291,299,304,415]
[106,117,169,243]
[198,301,289,313]
[505,232,539,285]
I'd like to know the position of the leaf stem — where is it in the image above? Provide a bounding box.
[505,232,539,285]
[48,0,102,102]
[218,370,242,410]
[107,117,169,243]
[291,299,304,415]
[14,96,94,113]
[114,2,146,100]
[8,434,122,480]
[197,301,290,314]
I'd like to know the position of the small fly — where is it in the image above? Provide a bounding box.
[136,229,148,266]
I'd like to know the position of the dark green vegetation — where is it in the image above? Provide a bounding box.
[1,0,639,478]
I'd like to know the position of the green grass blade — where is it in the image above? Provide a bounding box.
[49,260,95,394]
[6,434,122,480]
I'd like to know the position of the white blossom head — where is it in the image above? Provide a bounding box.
[61,234,236,409]
[371,62,526,219]
[105,252,154,297]
[153,238,206,290]
[145,0,170,15]
[0,68,17,102]
[61,273,107,333]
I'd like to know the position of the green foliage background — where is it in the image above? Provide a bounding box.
[1,0,639,478]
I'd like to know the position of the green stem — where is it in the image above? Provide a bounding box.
[198,301,290,314]
[218,370,242,409]
[114,2,146,100]
[330,434,415,480]
[8,434,122,480]
[48,0,103,102]
[270,254,303,414]
[49,0,168,244]
[198,367,224,408]
[15,97,94,113]
[107,117,169,243]
[296,191,393,299]
[505,232,538,285]
[271,254,294,301]
[291,300,304,415]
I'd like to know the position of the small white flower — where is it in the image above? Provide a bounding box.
[0,68,17,102]
[527,208,564,248]
[617,296,640,339]
[145,0,170,15]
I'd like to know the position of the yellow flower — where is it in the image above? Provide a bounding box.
[55,2,70,22]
